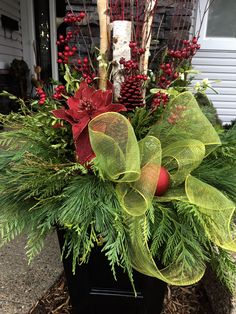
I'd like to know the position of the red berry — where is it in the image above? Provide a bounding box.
[165,69,172,76]
[79,12,86,19]
[173,72,179,79]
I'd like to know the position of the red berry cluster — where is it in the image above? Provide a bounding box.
[53,85,65,100]
[156,37,200,89]
[167,105,187,125]
[158,63,179,89]
[151,92,169,110]
[36,87,46,105]
[119,75,147,109]
[57,42,77,64]
[63,11,86,24]
[129,41,145,58]
[77,57,96,84]
[168,37,201,60]
[56,11,86,65]
[119,57,139,71]
[56,30,75,46]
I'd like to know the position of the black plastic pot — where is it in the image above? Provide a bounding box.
[57,229,166,314]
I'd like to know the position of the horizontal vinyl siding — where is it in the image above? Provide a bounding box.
[192,50,236,124]
[0,0,23,69]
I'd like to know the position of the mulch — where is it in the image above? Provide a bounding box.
[28,272,213,314]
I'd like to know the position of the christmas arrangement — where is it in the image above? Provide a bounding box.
[1,0,236,293]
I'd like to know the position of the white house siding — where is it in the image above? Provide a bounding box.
[192,50,236,124]
[0,0,23,69]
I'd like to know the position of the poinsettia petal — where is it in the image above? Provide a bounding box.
[72,116,90,139]
[106,104,127,112]
[106,81,114,91]
[81,82,96,100]
[74,127,95,164]
[67,96,80,111]
[73,81,89,99]
[103,90,113,107]
[52,109,76,124]
[90,89,104,109]
[66,109,88,121]
[69,81,96,110]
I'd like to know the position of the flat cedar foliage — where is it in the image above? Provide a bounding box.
[1,96,236,292]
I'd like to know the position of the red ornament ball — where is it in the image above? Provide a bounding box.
[155,167,170,196]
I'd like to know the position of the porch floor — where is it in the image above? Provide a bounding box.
[0,232,63,314]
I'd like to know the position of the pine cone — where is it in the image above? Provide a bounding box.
[119,76,144,109]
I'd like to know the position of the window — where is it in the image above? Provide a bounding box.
[195,0,236,50]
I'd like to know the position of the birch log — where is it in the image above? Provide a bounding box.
[112,20,132,101]
[97,0,110,90]
[140,0,157,75]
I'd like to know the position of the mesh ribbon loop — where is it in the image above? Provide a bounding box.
[88,92,235,285]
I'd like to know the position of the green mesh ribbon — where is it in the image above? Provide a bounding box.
[88,92,236,285]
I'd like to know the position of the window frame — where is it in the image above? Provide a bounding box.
[195,0,236,50]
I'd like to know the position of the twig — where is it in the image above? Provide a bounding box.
[139,0,158,75]
[97,0,110,90]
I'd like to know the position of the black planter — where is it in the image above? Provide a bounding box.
[57,229,166,314]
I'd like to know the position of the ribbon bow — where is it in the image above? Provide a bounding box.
[88,92,236,285]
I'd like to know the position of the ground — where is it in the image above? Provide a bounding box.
[29,273,213,314]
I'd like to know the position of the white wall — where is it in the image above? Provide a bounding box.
[192,50,236,124]
[0,0,23,69]
[191,0,236,124]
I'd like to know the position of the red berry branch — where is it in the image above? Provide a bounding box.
[56,11,86,65]
[56,11,97,84]
[53,85,66,100]
[151,91,169,111]
[156,37,201,89]
[36,87,47,105]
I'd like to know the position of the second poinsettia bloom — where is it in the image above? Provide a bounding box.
[52,81,126,164]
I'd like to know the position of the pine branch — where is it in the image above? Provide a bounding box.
[151,201,210,270]
[210,248,236,294]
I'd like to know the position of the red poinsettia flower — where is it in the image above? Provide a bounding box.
[52,81,126,164]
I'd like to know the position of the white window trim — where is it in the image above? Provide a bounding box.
[20,0,36,75]
[195,0,236,50]
[49,0,58,81]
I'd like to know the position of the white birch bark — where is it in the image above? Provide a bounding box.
[112,20,132,101]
